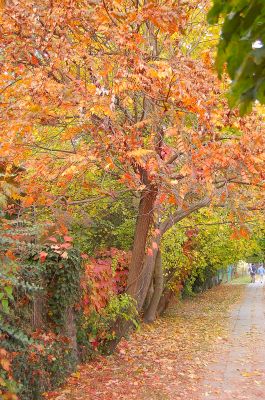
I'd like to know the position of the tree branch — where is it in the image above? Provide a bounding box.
[160,196,211,234]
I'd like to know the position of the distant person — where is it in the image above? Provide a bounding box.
[258,264,265,284]
[249,264,256,283]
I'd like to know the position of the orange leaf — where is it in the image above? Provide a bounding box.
[168,195,177,204]
[0,358,10,372]
[23,196,34,207]
[5,250,15,260]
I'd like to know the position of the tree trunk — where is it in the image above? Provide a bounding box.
[32,293,44,329]
[65,307,78,363]
[105,186,158,352]
[143,277,154,313]
[157,288,174,316]
[144,249,164,323]
[127,186,157,309]
[127,197,210,315]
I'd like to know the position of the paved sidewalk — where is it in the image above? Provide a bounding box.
[203,281,265,399]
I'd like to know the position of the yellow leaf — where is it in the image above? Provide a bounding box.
[128,149,154,159]
[72,371,80,379]
[148,68,159,78]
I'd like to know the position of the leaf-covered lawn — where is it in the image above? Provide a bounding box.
[46,285,244,400]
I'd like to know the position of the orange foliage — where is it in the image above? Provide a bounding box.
[0,0,263,216]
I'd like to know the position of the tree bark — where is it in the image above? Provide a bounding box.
[65,306,78,363]
[157,288,175,316]
[32,293,44,329]
[160,197,211,235]
[126,186,157,308]
[140,197,211,318]
[143,277,154,313]
[128,196,210,316]
[144,249,164,323]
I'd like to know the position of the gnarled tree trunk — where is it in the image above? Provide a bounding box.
[144,249,163,323]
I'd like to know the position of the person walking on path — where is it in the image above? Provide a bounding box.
[258,264,265,283]
[249,263,257,283]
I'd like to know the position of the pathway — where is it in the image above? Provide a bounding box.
[203,281,265,399]
[47,282,265,400]
[47,284,244,400]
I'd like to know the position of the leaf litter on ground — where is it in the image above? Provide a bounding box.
[45,284,244,400]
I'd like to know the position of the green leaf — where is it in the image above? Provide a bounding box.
[4,286,14,300]
[207,0,224,25]
[1,299,9,314]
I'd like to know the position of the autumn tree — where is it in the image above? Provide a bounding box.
[0,0,264,324]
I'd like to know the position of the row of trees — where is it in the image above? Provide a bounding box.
[0,0,264,398]
[1,183,264,398]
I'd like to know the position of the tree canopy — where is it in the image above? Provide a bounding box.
[0,1,264,398]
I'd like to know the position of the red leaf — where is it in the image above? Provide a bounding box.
[39,251,48,263]
[158,193,167,203]
[5,250,16,260]
[64,235,73,242]
[48,236,57,243]
[60,242,72,249]
[23,196,34,207]
[168,195,177,204]
[81,253,89,259]
[147,248,153,256]
[31,55,39,66]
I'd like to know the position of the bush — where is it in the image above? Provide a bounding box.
[0,220,134,399]
[11,333,75,400]
[78,294,138,354]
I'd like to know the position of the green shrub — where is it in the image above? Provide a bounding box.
[12,336,75,400]
[78,294,138,354]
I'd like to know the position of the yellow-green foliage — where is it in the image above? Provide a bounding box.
[162,208,263,290]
